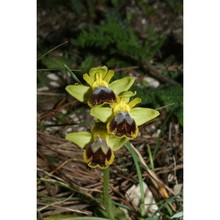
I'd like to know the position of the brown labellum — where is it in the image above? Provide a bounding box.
[109,111,137,138]
[90,86,116,105]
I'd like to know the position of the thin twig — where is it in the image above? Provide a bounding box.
[141,61,180,85]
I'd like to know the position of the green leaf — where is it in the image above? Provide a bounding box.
[134,85,183,126]
[171,211,183,219]
[126,141,145,217]
[64,64,82,84]
[44,216,110,220]
[72,22,165,62]
[37,41,68,61]
[41,56,72,69]
[80,55,96,73]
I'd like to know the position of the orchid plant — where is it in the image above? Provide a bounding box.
[65,66,160,219]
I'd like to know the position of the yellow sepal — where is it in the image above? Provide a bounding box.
[65,132,92,149]
[89,66,108,79]
[108,135,128,151]
[90,107,112,123]
[65,84,90,102]
[130,107,160,126]
[104,70,114,84]
[109,76,135,95]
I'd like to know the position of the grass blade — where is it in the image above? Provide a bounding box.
[37,41,68,60]
[64,64,82,83]
[126,141,145,219]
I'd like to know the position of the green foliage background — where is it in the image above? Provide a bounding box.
[38,0,183,125]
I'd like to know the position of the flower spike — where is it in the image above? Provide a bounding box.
[83,137,115,169]
[65,66,135,107]
[65,122,127,169]
[91,95,160,139]
[65,65,159,168]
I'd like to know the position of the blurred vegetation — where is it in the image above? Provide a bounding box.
[38,0,183,126]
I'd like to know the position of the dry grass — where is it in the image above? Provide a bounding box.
[37,92,183,219]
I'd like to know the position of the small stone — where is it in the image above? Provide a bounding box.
[66,127,72,133]
[49,81,60,87]
[47,73,59,81]
[61,109,67,114]
[143,77,160,88]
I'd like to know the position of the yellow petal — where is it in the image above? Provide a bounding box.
[119,91,136,99]
[109,76,135,95]
[83,74,94,87]
[105,149,115,167]
[130,108,160,126]
[65,132,92,149]
[128,97,142,109]
[104,70,114,84]
[90,107,112,123]
[65,84,90,102]
[83,149,90,163]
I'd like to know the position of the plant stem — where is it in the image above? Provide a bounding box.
[103,167,115,220]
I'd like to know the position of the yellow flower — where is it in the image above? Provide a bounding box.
[65,66,135,107]
[65,122,127,169]
[91,92,160,139]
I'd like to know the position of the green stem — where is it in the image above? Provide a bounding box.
[103,167,115,220]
